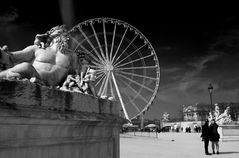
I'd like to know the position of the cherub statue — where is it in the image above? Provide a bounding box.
[0,25,77,87]
[214,105,220,120]
[60,74,79,91]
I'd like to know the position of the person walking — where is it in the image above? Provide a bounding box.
[209,119,220,154]
[201,119,211,155]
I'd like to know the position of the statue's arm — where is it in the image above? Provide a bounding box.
[67,75,76,81]
[10,45,37,63]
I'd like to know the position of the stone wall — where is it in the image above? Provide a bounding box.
[0,79,125,158]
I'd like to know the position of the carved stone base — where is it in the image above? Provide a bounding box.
[0,79,125,158]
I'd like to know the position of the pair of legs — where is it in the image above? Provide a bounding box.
[0,62,41,82]
[211,141,219,154]
[204,138,210,155]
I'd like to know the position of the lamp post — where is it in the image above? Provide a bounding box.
[208,83,213,112]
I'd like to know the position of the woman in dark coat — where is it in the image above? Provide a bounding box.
[201,119,211,155]
[209,119,220,154]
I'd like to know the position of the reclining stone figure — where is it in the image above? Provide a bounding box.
[0,25,78,87]
[0,25,97,97]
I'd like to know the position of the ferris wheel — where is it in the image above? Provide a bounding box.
[68,18,160,121]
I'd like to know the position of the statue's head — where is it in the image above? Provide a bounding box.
[47,25,69,53]
[77,50,91,65]
[47,25,68,38]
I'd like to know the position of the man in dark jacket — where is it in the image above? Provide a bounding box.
[201,119,212,155]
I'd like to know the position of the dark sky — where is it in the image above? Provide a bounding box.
[1,0,239,119]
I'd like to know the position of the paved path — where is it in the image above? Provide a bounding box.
[120,132,239,158]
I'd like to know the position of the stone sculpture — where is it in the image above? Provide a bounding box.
[215,106,232,125]
[0,25,96,96]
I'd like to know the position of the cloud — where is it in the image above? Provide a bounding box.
[154,50,238,116]
[210,29,239,48]
[155,46,172,52]
[215,88,239,103]
[162,67,181,73]
[185,54,220,79]
[209,28,239,55]
[144,20,239,119]
[0,7,18,23]
[159,53,220,90]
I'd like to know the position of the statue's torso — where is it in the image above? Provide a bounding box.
[32,45,72,86]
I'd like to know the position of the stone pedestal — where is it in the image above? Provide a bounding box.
[0,79,125,158]
[218,124,239,141]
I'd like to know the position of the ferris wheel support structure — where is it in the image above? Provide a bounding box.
[112,72,129,120]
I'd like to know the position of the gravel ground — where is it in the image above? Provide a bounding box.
[120,132,239,158]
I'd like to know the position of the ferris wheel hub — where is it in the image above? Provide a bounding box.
[104,63,114,71]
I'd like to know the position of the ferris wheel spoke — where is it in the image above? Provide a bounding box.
[88,56,105,67]
[71,37,103,66]
[90,22,107,61]
[89,61,104,68]
[118,79,141,112]
[101,71,111,96]
[115,53,154,69]
[117,73,154,93]
[95,70,105,77]
[95,72,106,87]
[70,33,104,64]
[92,68,105,75]
[116,65,157,71]
[82,48,102,65]
[97,72,108,96]
[126,95,141,113]
[118,77,149,104]
[112,73,130,120]
[78,27,106,64]
[112,34,139,65]
[82,48,103,66]
[114,43,147,67]
[111,27,128,64]
[125,95,141,113]
[109,23,117,62]
[93,70,105,77]
[118,71,158,81]
[69,34,80,50]
[88,46,110,66]
[103,21,109,61]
